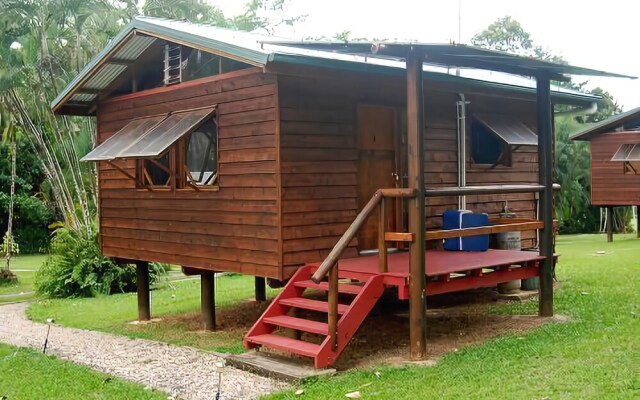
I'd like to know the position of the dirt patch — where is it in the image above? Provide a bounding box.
[123,291,560,370]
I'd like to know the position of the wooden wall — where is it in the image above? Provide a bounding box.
[97,68,283,278]
[278,70,541,270]
[589,131,640,206]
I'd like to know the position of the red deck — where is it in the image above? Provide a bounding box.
[307,249,544,298]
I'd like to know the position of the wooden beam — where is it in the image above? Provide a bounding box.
[136,261,151,321]
[606,206,614,242]
[406,48,427,360]
[255,276,267,302]
[201,271,216,331]
[328,265,339,351]
[384,232,415,242]
[378,197,388,273]
[426,220,544,241]
[536,75,554,317]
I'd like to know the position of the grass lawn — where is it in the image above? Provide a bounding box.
[267,233,639,399]
[0,343,165,400]
[28,274,279,353]
[0,254,47,303]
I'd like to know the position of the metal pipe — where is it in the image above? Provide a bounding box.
[456,93,469,209]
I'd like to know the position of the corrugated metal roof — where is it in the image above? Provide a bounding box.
[83,63,127,90]
[474,113,538,146]
[70,93,97,102]
[113,35,156,60]
[53,16,616,115]
[571,106,640,141]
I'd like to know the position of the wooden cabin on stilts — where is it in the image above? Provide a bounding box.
[52,17,633,368]
[572,107,640,242]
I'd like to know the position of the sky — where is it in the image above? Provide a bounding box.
[214,0,640,111]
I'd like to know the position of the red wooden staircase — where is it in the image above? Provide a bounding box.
[244,265,385,368]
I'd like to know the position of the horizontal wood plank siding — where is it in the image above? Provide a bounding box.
[279,71,541,268]
[589,132,640,206]
[97,70,281,277]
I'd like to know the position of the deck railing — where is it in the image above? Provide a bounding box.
[310,188,416,351]
[311,183,551,350]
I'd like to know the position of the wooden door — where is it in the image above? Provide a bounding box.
[357,105,399,252]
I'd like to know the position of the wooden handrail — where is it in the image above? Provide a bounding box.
[425,183,561,197]
[311,188,416,283]
[426,220,544,241]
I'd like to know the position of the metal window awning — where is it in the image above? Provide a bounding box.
[611,143,640,161]
[81,106,216,162]
[474,113,538,146]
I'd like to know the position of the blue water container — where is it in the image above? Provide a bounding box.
[442,210,489,251]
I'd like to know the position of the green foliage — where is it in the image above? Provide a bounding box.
[0,136,54,252]
[35,227,166,298]
[1,231,19,257]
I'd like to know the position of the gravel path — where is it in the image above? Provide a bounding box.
[0,303,288,399]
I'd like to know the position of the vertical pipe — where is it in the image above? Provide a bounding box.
[136,261,151,321]
[456,94,467,209]
[406,49,427,360]
[536,75,554,317]
[255,276,267,302]
[201,271,216,331]
[328,264,339,351]
[606,206,614,242]
[378,197,388,273]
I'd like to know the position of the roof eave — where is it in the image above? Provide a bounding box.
[51,17,270,115]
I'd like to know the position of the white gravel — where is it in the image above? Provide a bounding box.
[0,303,288,399]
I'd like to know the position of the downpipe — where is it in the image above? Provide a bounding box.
[456,93,470,209]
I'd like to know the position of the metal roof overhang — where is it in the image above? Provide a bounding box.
[571,106,640,141]
[263,41,636,82]
[51,18,269,115]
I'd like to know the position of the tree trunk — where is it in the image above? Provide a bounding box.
[5,138,16,272]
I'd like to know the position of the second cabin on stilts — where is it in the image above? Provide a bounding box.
[51,17,634,368]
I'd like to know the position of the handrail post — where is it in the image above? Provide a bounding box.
[328,263,339,351]
[378,197,388,273]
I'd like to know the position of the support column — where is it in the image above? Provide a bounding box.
[536,75,554,317]
[255,276,267,302]
[606,206,614,242]
[136,261,151,321]
[406,48,427,360]
[637,206,639,238]
[201,271,216,331]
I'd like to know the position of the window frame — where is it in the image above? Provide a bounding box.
[135,114,219,191]
[470,117,513,168]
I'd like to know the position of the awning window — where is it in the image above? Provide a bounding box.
[474,113,538,146]
[611,143,640,161]
[81,116,166,162]
[81,106,217,162]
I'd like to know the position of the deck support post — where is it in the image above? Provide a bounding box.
[637,206,639,238]
[255,276,267,302]
[201,271,216,331]
[406,48,427,360]
[136,261,151,321]
[606,206,614,242]
[536,75,554,317]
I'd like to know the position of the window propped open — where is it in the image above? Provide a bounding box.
[611,143,640,174]
[81,106,218,188]
[471,113,538,167]
[474,113,538,146]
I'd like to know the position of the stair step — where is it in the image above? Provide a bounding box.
[264,315,329,335]
[294,280,362,295]
[280,297,349,314]
[246,334,321,358]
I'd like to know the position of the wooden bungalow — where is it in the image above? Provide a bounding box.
[572,107,640,241]
[52,17,632,368]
